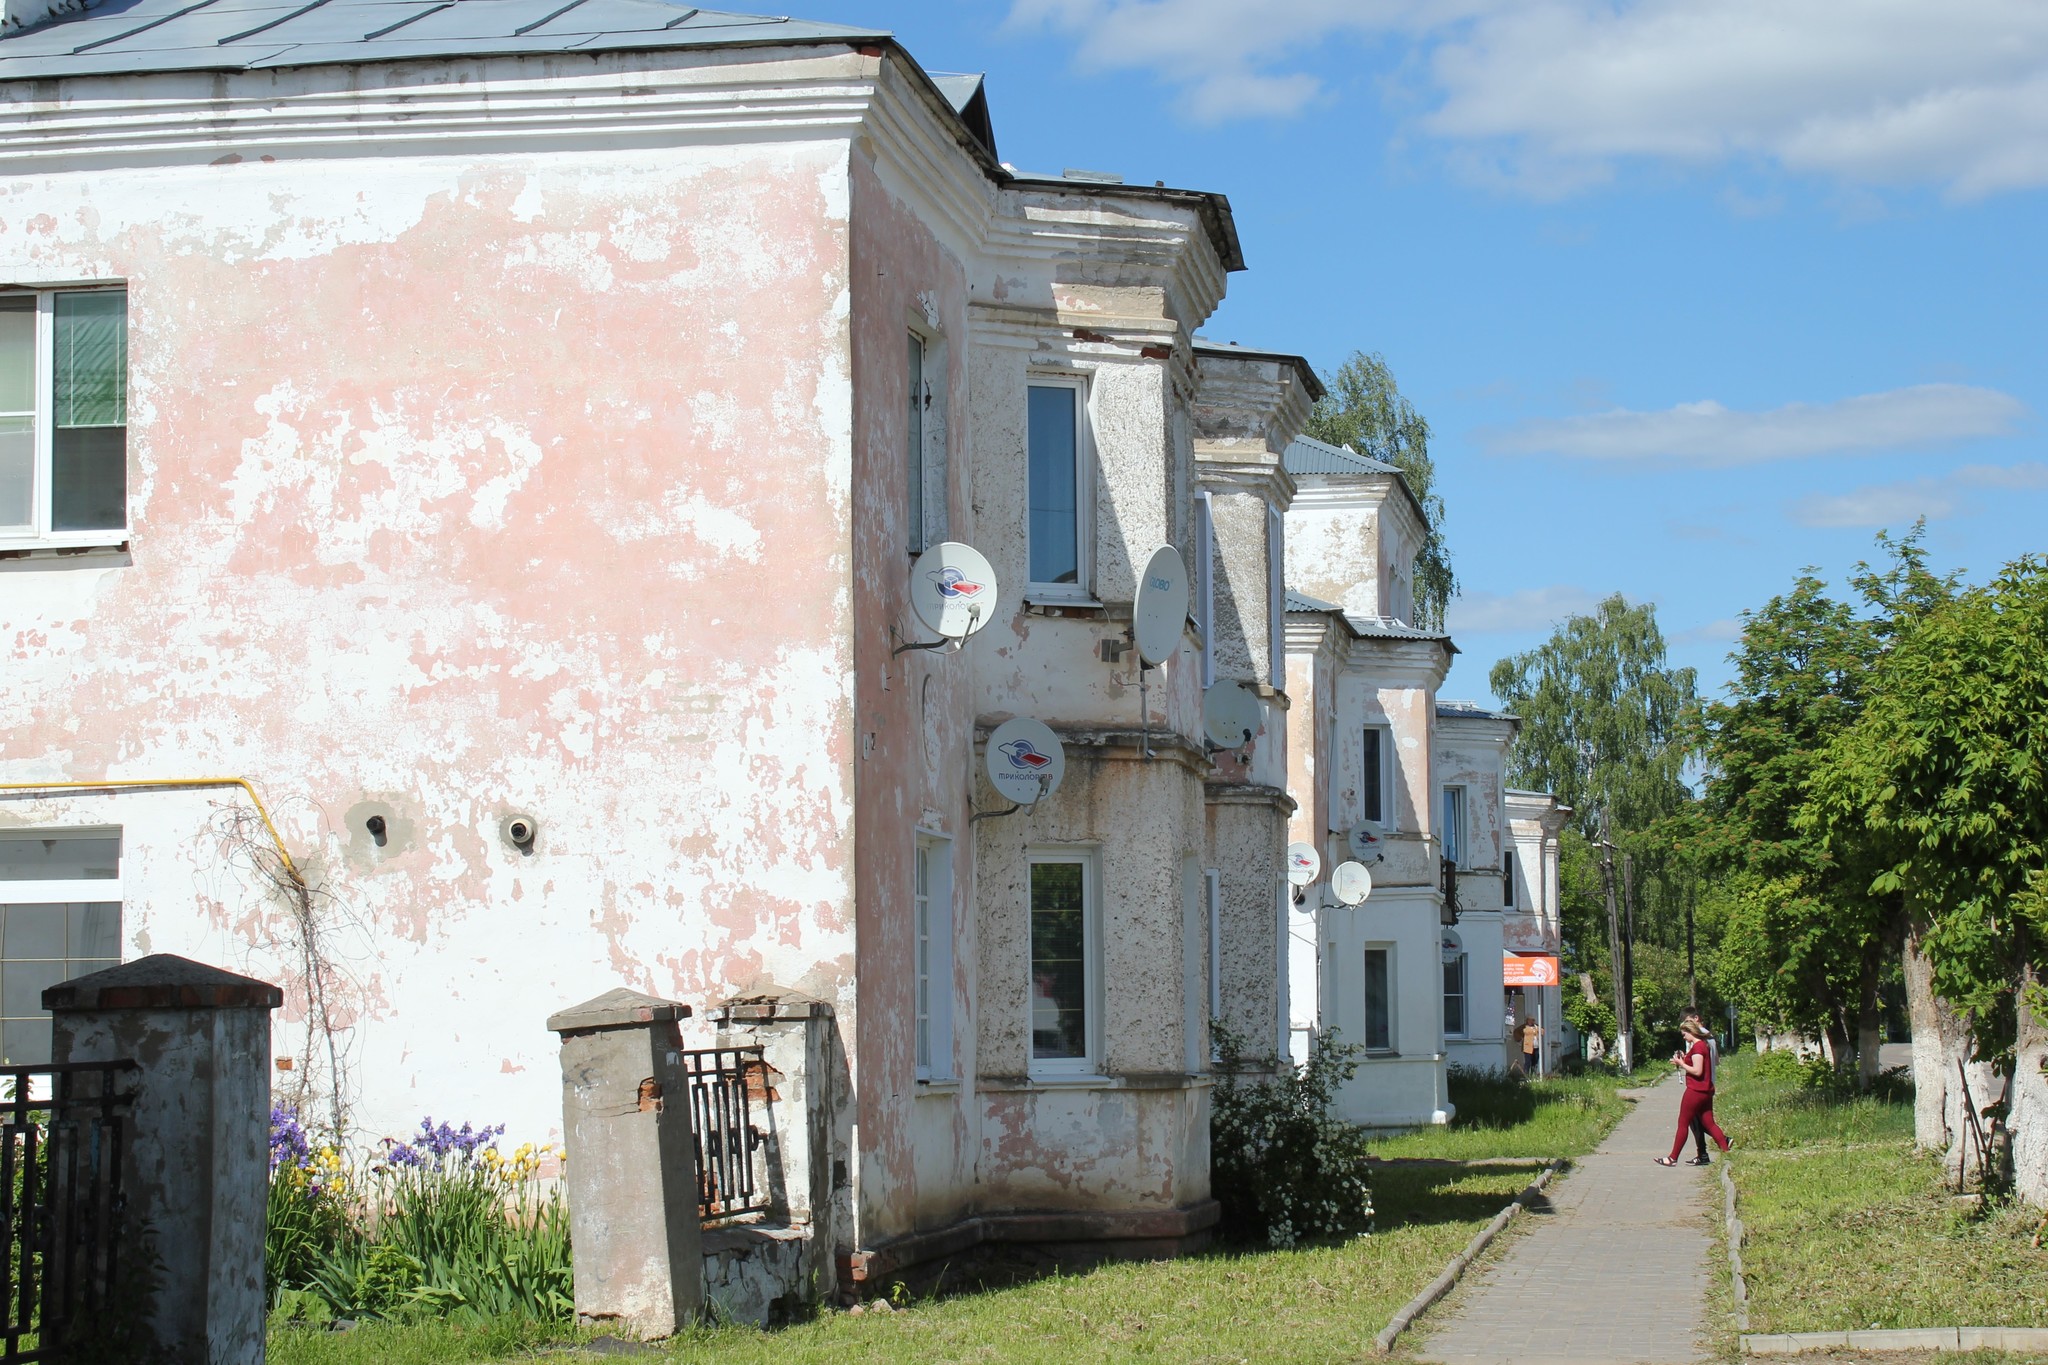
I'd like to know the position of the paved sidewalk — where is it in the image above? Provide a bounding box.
[1413,1076,1715,1365]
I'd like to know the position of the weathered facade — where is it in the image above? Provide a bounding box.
[1435,702,1517,1075]
[0,0,1283,1300]
[1505,788,1572,1072]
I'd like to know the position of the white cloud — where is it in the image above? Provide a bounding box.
[1672,617,1746,647]
[1447,584,1604,635]
[1485,384,2026,465]
[1787,461,2048,528]
[1008,0,2048,197]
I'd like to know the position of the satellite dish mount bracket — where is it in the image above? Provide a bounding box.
[892,608,980,658]
[972,773,1051,824]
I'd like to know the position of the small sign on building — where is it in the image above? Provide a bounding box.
[1503,953,1560,987]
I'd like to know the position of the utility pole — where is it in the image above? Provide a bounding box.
[1686,877,1698,1010]
[1598,811,1624,1070]
[1619,849,1636,1073]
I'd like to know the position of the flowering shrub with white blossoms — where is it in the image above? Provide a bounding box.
[1209,1025,1375,1248]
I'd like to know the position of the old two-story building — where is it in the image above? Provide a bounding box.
[1505,788,1573,1074]
[1435,700,1517,1075]
[0,0,1314,1307]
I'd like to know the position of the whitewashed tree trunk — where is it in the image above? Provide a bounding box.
[1906,919,2000,1183]
[2011,961,2048,1208]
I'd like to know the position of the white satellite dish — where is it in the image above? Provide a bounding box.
[909,542,999,641]
[1203,683,1261,750]
[1132,544,1189,667]
[984,718,1065,806]
[1331,861,1374,906]
[1285,841,1322,887]
[1348,825,1385,861]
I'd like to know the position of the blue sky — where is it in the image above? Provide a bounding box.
[792,1,2047,704]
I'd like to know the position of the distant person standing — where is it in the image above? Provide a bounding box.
[1657,1017,1731,1167]
[1518,1017,1543,1076]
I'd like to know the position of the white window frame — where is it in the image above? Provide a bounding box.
[1026,846,1101,1078]
[1362,944,1394,1054]
[0,285,129,549]
[0,827,123,1066]
[1024,375,1094,601]
[1194,491,1216,688]
[1266,503,1285,686]
[914,835,955,1082]
[1361,724,1392,827]
[1441,786,1468,868]
[1205,867,1222,1059]
[1442,931,1468,1040]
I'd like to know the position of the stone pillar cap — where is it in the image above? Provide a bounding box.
[44,953,284,1012]
[711,988,834,1023]
[547,986,692,1035]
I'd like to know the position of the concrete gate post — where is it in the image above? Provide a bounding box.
[45,952,282,1365]
[548,987,704,1337]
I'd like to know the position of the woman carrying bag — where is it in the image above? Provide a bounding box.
[1656,1017,1731,1167]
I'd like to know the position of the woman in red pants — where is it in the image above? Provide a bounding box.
[1657,1017,1730,1166]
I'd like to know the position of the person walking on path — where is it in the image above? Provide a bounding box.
[1658,1018,1729,1167]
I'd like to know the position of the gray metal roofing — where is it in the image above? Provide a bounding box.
[0,0,886,82]
[1283,590,1454,648]
[1437,699,1516,721]
[1283,435,1400,478]
[1285,589,1342,614]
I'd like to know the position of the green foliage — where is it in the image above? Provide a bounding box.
[1303,350,1457,630]
[1489,594,1699,839]
[1209,1026,1374,1248]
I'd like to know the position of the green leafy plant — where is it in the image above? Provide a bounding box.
[1209,1025,1373,1248]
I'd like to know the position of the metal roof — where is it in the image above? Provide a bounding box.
[1285,589,1342,615]
[1284,590,1455,650]
[1437,699,1516,721]
[0,0,887,82]
[1283,434,1400,478]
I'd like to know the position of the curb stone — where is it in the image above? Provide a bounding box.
[1741,1327,2048,1354]
[1371,1159,1565,1355]
[1720,1158,1749,1333]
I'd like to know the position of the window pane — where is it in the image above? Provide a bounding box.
[78,903,121,960]
[1030,861,1087,1059]
[0,296,33,413]
[51,425,125,532]
[1442,789,1462,864]
[1363,949,1390,1051]
[1443,957,1466,1036]
[1027,385,1079,585]
[1,1018,51,1065]
[1362,730,1383,824]
[0,414,30,530]
[3,904,68,960]
[53,292,126,429]
[1504,851,1516,908]
[907,334,925,553]
[0,833,121,881]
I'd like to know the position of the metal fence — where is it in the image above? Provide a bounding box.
[677,1047,770,1221]
[0,1061,137,1364]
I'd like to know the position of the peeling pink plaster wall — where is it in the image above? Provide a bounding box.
[0,141,861,1146]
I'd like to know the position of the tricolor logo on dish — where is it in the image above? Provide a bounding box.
[999,740,1053,772]
[930,567,986,599]
[1290,851,1315,871]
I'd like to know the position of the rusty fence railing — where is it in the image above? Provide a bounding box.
[677,1047,771,1221]
[0,1060,137,1364]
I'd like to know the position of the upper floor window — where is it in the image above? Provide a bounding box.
[0,288,128,541]
[1266,504,1285,686]
[1504,849,1517,909]
[1194,491,1215,688]
[1362,726,1391,826]
[1027,380,1089,593]
[1441,786,1467,867]
[0,829,123,1064]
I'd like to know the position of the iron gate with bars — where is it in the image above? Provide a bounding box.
[0,1061,135,1364]
[678,1047,770,1220]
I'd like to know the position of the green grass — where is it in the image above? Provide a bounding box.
[1369,1067,1635,1161]
[268,1165,1538,1365]
[1716,1049,2048,1335]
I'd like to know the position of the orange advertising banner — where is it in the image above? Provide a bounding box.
[1503,953,1560,987]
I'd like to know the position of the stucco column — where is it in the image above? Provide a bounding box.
[548,987,703,1337]
[45,952,282,1365]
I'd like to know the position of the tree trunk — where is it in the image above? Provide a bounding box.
[1905,914,1999,1179]
[2013,957,2048,1208]
[1856,936,1885,1090]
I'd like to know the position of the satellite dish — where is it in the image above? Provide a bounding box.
[1332,861,1374,906]
[1203,683,1261,749]
[1132,544,1189,666]
[1285,841,1321,887]
[910,542,999,640]
[1348,825,1384,861]
[984,718,1065,806]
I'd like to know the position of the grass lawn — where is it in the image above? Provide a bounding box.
[269,1164,1541,1365]
[1370,1066,1636,1161]
[1715,1049,2048,1335]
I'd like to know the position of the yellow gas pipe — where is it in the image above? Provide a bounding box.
[0,778,303,882]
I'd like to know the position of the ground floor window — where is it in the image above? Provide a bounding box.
[1029,852,1095,1072]
[0,829,122,1064]
[1363,946,1392,1052]
[915,836,953,1081]
[1443,950,1468,1038]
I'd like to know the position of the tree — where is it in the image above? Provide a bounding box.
[1806,556,2048,1203]
[1488,594,1698,839]
[1303,351,1457,630]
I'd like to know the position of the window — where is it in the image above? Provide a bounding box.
[0,288,128,540]
[907,333,927,554]
[1441,786,1467,867]
[1195,491,1216,688]
[1026,380,1088,592]
[1361,726,1390,826]
[1205,868,1222,1058]
[1029,851,1096,1073]
[1362,946,1392,1052]
[1266,503,1285,686]
[0,829,122,1064]
[914,836,953,1081]
[1442,933,1467,1039]
[1503,850,1517,909]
